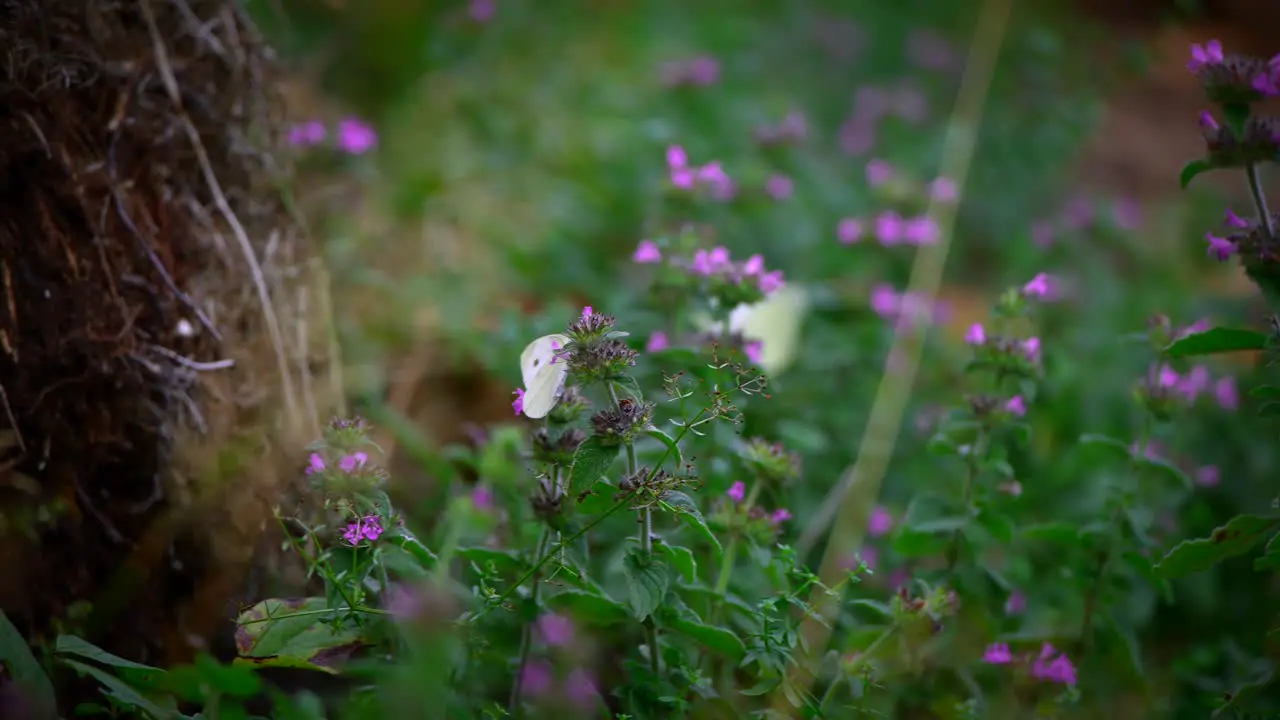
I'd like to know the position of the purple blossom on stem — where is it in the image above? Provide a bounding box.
[520,660,553,697]
[865,159,893,186]
[982,643,1013,664]
[535,613,575,647]
[633,239,662,263]
[868,506,893,537]
[1215,376,1239,410]
[1196,465,1221,487]
[964,323,986,346]
[1005,395,1027,417]
[336,118,377,155]
[837,218,863,245]
[727,480,746,503]
[288,121,326,147]
[1187,39,1224,73]
[341,515,384,546]
[305,453,326,475]
[512,388,525,416]
[1030,643,1078,686]
[1206,232,1236,261]
[338,452,368,473]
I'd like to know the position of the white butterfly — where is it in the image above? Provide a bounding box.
[695,285,810,375]
[518,333,570,419]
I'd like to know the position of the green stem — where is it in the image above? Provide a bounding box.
[1247,163,1275,240]
[818,626,896,717]
[945,429,986,574]
[712,480,761,603]
[482,408,708,618]
[510,527,553,713]
[1078,416,1151,654]
[625,430,662,675]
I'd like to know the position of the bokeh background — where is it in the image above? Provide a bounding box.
[8,0,1280,716]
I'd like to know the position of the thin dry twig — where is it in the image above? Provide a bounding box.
[138,0,301,431]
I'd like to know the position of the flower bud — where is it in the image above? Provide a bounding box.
[590,398,655,445]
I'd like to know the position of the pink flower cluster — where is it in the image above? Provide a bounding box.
[983,642,1077,686]
[519,662,599,710]
[661,56,720,88]
[666,145,734,200]
[840,83,931,155]
[306,451,369,475]
[633,240,785,296]
[1151,364,1238,410]
[870,284,945,324]
[287,118,378,155]
[1187,38,1280,96]
[342,514,384,546]
[726,480,790,524]
[965,323,1041,364]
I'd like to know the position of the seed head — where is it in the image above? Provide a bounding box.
[590,397,655,445]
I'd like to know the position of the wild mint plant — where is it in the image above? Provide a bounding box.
[1159,36,1280,714]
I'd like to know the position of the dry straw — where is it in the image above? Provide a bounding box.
[0,0,334,665]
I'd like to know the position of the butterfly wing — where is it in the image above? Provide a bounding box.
[730,285,810,374]
[520,334,570,418]
[521,333,569,386]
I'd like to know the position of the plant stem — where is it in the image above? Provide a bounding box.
[1247,163,1275,240]
[816,626,896,717]
[945,429,986,574]
[1078,417,1151,654]
[510,527,553,713]
[626,434,662,675]
[712,480,761,608]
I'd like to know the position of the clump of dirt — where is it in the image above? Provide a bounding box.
[0,0,327,677]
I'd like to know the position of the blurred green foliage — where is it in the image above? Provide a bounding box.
[223,0,1280,717]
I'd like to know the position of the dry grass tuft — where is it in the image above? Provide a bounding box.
[0,0,335,666]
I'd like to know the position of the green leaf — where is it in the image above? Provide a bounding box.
[1020,521,1081,544]
[166,654,262,700]
[567,436,620,496]
[378,543,431,582]
[55,635,165,689]
[892,528,951,557]
[907,516,968,534]
[1155,515,1280,579]
[0,611,56,718]
[848,599,893,619]
[1079,433,1131,457]
[662,617,746,661]
[1135,455,1192,489]
[1166,327,1268,358]
[621,549,670,621]
[56,635,160,672]
[386,531,438,571]
[644,428,684,470]
[973,509,1015,543]
[662,491,722,554]
[1214,663,1277,717]
[1255,532,1280,571]
[1249,385,1280,400]
[658,543,698,583]
[457,546,526,573]
[544,590,629,627]
[1179,158,1214,189]
[1259,401,1280,418]
[60,659,177,720]
[233,598,371,674]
